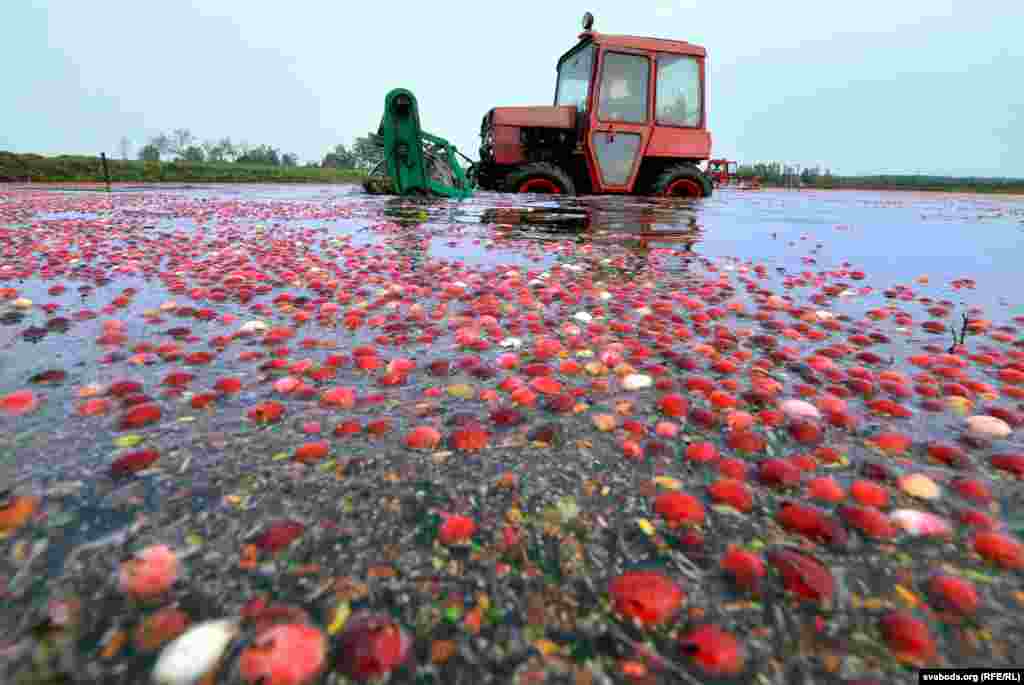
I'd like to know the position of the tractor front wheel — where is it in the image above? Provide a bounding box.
[650,164,713,199]
[503,163,576,195]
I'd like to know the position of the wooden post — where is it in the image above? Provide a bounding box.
[100,152,111,192]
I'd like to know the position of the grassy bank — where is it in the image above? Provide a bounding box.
[6,151,1022,195]
[0,151,366,184]
[743,174,1024,195]
[825,175,1024,194]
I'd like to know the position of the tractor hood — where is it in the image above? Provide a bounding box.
[488,105,576,130]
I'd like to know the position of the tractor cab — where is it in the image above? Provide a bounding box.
[474,12,714,198]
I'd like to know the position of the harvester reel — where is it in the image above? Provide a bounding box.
[364,148,458,196]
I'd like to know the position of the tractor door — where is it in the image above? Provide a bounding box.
[586,50,653,193]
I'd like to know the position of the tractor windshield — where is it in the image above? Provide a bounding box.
[555,43,595,112]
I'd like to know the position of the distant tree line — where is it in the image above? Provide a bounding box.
[318,137,383,171]
[130,129,384,171]
[732,161,1024,192]
[137,129,299,167]
[734,162,834,187]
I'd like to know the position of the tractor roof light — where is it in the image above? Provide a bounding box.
[582,12,594,31]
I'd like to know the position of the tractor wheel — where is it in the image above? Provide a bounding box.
[650,164,713,199]
[503,163,576,195]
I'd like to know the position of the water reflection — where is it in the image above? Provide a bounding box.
[478,196,702,250]
[382,196,447,273]
[376,193,708,279]
[475,197,705,281]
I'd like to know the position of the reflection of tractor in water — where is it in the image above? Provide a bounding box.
[480,202,702,254]
[366,12,715,199]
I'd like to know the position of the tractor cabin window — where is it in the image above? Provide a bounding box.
[555,44,595,113]
[597,52,650,124]
[656,54,701,127]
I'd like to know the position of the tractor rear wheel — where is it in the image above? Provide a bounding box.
[504,163,576,195]
[650,164,713,199]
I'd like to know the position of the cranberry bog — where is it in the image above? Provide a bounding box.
[1,183,1023,684]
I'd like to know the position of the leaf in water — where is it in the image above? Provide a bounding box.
[542,506,562,527]
[327,601,351,635]
[962,569,996,584]
[711,504,745,517]
[447,384,475,399]
[523,625,545,643]
[556,496,579,522]
[29,370,67,385]
[637,518,656,536]
[114,435,143,448]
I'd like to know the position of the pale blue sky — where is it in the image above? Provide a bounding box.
[3,1,1021,176]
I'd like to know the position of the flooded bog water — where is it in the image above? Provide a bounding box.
[1,183,1024,682]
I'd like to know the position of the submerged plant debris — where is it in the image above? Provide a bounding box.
[1,184,1024,684]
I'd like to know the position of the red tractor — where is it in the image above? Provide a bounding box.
[473,12,714,198]
[706,159,738,186]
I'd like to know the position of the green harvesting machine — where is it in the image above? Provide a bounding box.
[362,89,476,199]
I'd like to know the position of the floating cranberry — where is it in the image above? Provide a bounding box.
[608,570,684,627]
[653,491,705,527]
[927,574,979,616]
[337,612,413,681]
[720,546,765,592]
[679,624,745,676]
[766,548,834,602]
[119,545,178,598]
[405,425,441,449]
[438,515,476,545]
[239,623,326,685]
[879,610,936,666]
